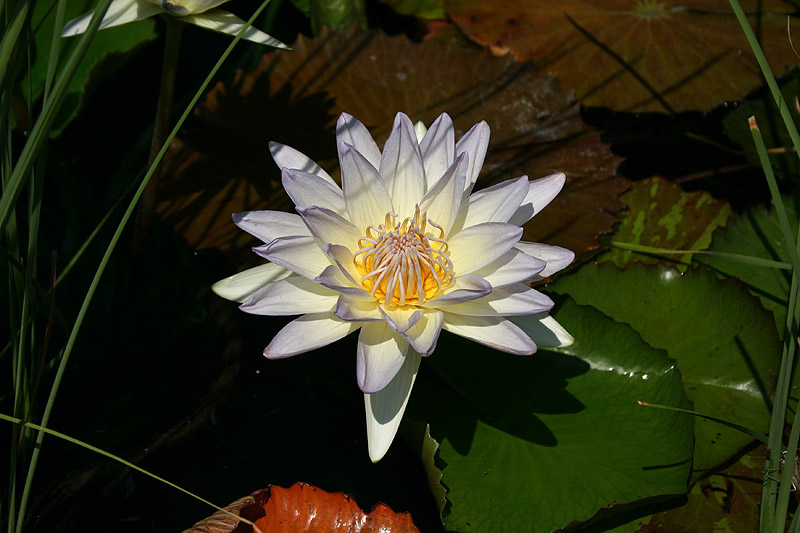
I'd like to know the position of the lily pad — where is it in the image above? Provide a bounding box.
[696,198,796,335]
[444,0,799,112]
[552,262,780,471]
[605,176,733,270]
[410,296,693,532]
[157,25,626,263]
[609,445,762,532]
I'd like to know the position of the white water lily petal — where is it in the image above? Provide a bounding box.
[364,350,421,462]
[419,113,455,190]
[508,172,566,226]
[254,236,331,280]
[265,312,359,359]
[419,152,467,235]
[212,263,292,303]
[233,210,310,243]
[282,168,347,216]
[378,305,424,334]
[424,274,491,307]
[380,113,425,218]
[240,276,339,315]
[340,144,394,232]
[474,249,546,288]
[269,142,336,185]
[336,113,381,169]
[439,284,554,316]
[182,9,290,48]
[510,313,574,348]
[460,176,530,229]
[335,295,383,322]
[442,314,537,355]
[447,222,523,274]
[316,265,373,299]
[455,120,490,191]
[62,0,162,36]
[174,0,229,14]
[401,310,444,355]
[357,322,410,393]
[296,206,363,251]
[515,241,575,279]
[321,244,364,287]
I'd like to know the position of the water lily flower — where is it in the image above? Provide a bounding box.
[62,0,289,48]
[213,112,575,461]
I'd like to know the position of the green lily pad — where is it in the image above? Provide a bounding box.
[552,262,780,472]
[722,70,800,181]
[609,444,762,532]
[696,199,796,335]
[410,297,693,532]
[23,0,157,136]
[605,176,732,270]
[444,0,799,112]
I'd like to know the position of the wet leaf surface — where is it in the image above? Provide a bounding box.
[412,297,694,532]
[444,0,799,112]
[157,25,626,263]
[552,262,781,472]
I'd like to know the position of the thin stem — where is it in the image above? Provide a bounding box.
[133,18,183,249]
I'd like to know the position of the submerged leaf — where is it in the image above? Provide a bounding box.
[157,26,625,262]
[444,0,799,112]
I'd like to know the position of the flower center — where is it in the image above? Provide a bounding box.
[354,206,454,306]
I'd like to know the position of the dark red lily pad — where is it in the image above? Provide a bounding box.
[156,26,626,263]
[444,0,799,112]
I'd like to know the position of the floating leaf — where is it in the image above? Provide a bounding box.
[696,199,796,335]
[552,262,780,471]
[411,297,693,532]
[444,0,799,112]
[609,444,763,532]
[157,25,626,262]
[605,176,732,269]
[183,483,420,532]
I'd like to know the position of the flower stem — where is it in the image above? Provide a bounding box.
[133,18,183,249]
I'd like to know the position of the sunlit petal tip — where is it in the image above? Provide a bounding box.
[511,314,574,348]
[182,10,290,49]
[413,121,427,143]
[336,113,382,168]
[264,312,359,359]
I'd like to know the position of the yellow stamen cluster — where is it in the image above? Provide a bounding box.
[354,206,454,306]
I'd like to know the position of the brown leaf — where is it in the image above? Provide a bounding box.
[444,0,799,112]
[158,26,625,262]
